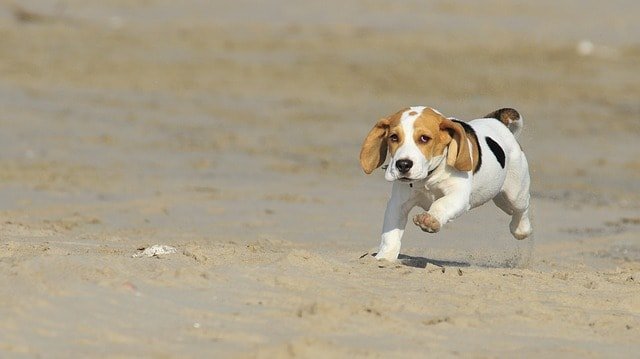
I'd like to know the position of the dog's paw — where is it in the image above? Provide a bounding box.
[413,212,441,233]
[375,243,401,261]
[510,213,532,240]
[374,252,398,262]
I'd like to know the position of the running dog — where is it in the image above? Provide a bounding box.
[359,107,532,261]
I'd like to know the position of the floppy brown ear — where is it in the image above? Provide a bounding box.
[440,119,473,172]
[359,118,390,174]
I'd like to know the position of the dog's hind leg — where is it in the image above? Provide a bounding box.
[494,152,532,240]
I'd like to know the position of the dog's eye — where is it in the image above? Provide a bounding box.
[389,134,399,142]
[419,135,430,143]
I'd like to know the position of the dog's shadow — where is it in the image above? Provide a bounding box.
[396,254,471,269]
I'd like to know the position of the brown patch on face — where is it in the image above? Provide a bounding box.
[408,111,418,116]
[386,108,409,127]
[385,108,409,157]
[411,108,450,161]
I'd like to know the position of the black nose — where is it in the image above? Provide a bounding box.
[395,159,413,173]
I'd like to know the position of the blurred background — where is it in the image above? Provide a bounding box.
[0,0,640,235]
[1,1,639,356]
[1,0,638,250]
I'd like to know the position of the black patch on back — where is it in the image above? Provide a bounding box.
[485,137,505,168]
[452,119,482,174]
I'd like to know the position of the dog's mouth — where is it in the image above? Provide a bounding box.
[397,167,437,183]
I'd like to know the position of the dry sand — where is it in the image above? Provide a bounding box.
[0,0,639,357]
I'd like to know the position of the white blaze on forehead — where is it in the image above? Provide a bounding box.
[396,107,424,157]
[400,106,425,124]
[399,106,425,138]
[408,106,427,116]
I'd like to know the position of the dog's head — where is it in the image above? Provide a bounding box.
[359,107,473,181]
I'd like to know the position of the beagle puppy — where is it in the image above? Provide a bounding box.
[360,106,532,261]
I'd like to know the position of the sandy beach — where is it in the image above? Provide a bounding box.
[0,0,639,357]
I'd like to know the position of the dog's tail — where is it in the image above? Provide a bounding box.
[484,108,523,139]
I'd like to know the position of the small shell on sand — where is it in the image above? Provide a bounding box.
[132,245,177,258]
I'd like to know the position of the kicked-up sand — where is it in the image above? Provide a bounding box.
[0,0,639,357]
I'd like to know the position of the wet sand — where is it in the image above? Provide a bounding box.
[0,1,639,357]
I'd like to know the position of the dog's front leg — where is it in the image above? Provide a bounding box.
[375,182,415,261]
[414,179,470,233]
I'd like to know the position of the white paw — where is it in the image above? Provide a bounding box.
[374,246,400,261]
[511,215,532,240]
